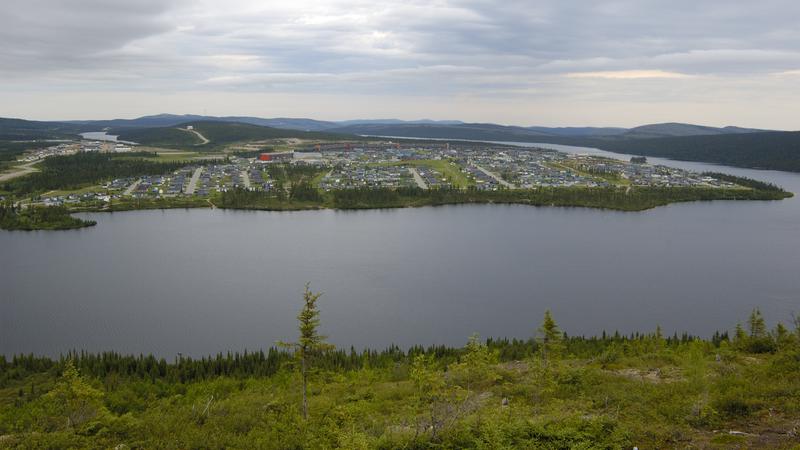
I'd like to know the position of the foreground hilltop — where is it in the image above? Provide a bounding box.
[1,309,798,448]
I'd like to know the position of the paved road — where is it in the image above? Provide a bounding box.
[241,170,251,189]
[475,164,515,189]
[179,127,210,145]
[123,179,142,196]
[185,167,203,195]
[408,167,428,190]
[0,161,39,182]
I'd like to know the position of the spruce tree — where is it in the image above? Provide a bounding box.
[280,283,332,420]
[537,310,564,365]
[748,308,767,338]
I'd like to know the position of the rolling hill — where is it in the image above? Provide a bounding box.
[114,121,354,149]
[581,131,800,172]
[0,118,85,140]
[621,122,765,139]
[2,115,799,172]
[324,122,800,172]
[68,114,466,132]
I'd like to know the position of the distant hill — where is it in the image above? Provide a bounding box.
[114,121,354,149]
[324,122,800,172]
[581,131,800,172]
[0,117,84,140]
[327,121,770,141]
[68,114,465,132]
[526,126,628,137]
[328,122,557,141]
[622,122,765,139]
[3,115,799,172]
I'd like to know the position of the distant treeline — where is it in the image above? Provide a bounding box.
[219,184,791,212]
[0,203,95,230]
[581,131,800,173]
[0,141,39,162]
[331,186,792,210]
[115,121,352,150]
[701,172,786,192]
[1,330,719,387]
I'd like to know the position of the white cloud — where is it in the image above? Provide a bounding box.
[566,70,693,80]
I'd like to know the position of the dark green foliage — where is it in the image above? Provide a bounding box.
[115,121,353,150]
[112,127,202,147]
[585,131,800,172]
[0,118,83,140]
[329,185,791,211]
[219,182,791,214]
[279,284,333,419]
[0,203,95,230]
[2,152,190,194]
[265,163,323,182]
[290,181,323,202]
[701,172,786,192]
[0,141,39,162]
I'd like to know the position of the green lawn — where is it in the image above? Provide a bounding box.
[372,159,473,188]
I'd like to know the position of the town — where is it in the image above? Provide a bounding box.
[29,139,743,207]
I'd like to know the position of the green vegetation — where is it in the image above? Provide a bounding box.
[375,159,473,188]
[0,141,38,163]
[0,152,209,195]
[0,203,95,230]
[1,305,799,448]
[113,128,203,148]
[115,121,354,150]
[220,184,791,213]
[278,284,333,420]
[701,172,787,192]
[0,118,82,141]
[584,132,800,173]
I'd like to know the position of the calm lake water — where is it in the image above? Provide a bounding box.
[2,145,800,358]
[79,132,119,141]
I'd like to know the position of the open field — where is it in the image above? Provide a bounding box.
[373,159,473,188]
[0,161,39,183]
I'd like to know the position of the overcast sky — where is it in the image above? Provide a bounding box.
[1,0,799,128]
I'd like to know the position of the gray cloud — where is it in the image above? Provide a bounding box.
[1,0,799,126]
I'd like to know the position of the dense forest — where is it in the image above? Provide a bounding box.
[1,152,202,194]
[1,303,798,448]
[584,132,800,172]
[220,182,791,213]
[0,202,95,230]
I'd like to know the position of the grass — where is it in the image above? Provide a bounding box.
[1,325,799,448]
[372,159,473,188]
[545,160,631,186]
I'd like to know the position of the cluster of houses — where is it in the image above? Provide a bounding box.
[320,164,417,190]
[415,166,450,188]
[21,143,80,162]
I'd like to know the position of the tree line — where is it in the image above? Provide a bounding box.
[0,201,95,230]
[2,152,201,194]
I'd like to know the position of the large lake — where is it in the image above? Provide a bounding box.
[2,144,799,358]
